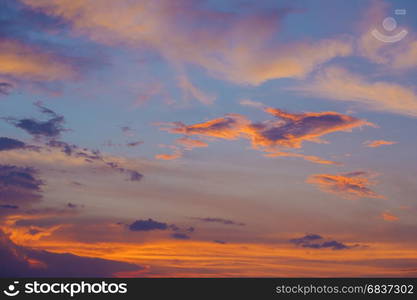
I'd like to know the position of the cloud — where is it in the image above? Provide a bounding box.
[193,217,245,226]
[289,234,323,245]
[178,74,215,105]
[0,38,76,82]
[160,107,372,164]
[307,171,384,199]
[126,141,143,147]
[293,67,417,117]
[0,138,144,184]
[171,233,190,240]
[0,137,26,151]
[0,204,19,209]
[0,82,13,95]
[213,240,227,244]
[128,219,168,232]
[6,102,66,139]
[391,41,417,70]
[239,99,265,109]
[0,230,141,277]
[121,126,135,137]
[155,145,183,161]
[289,234,350,250]
[45,139,144,183]
[0,165,44,206]
[175,137,208,150]
[381,212,399,222]
[0,165,43,191]
[364,140,397,148]
[20,0,352,85]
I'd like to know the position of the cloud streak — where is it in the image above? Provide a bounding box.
[364,140,397,148]
[307,171,384,200]
[294,67,417,117]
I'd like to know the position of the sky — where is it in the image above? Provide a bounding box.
[0,0,417,277]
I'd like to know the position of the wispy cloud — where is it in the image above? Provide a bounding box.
[0,38,76,82]
[364,140,397,148]
[293,66,417,117]
[381,212,399,222]
[307,171,384,199]
[21,0,352,85]
[193,217,245,226]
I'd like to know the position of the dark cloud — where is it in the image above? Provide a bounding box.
[169,224,180,231]
[129,219,168,232]
[302,240,349,250]
[0,137,26,151]
[0,230,142,277]
[46,140,143,182]
[126,141,143,147]
[171,233,190,240]
[121,126,135,136]
[0,165,44,208]
[106,162,144,182]
[289,234,322,245]
[6,103,66,139]
[0,82,13,95]
[213,240,227,244]
[289,234,351,250]
[46,139,76,156]
[128,170,143,182]
[193,217,245,226]
[0,204,19,209]
[27,229,41,236]
[0,165,43,191]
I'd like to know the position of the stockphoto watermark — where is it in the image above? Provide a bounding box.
[2,280,128,297]
[371,8,408,43]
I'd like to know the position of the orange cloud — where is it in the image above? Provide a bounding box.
[364,140,397,148]
[294,66,417,117]
[307,171,384,200]
[155,146,183,160]
[175,137,208,150]
[3,222,417,277]
[381,212,399,222]
[164,114,249,140]
[264,152,340,165]
[160,107,372,164]
[0,38,76,81]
